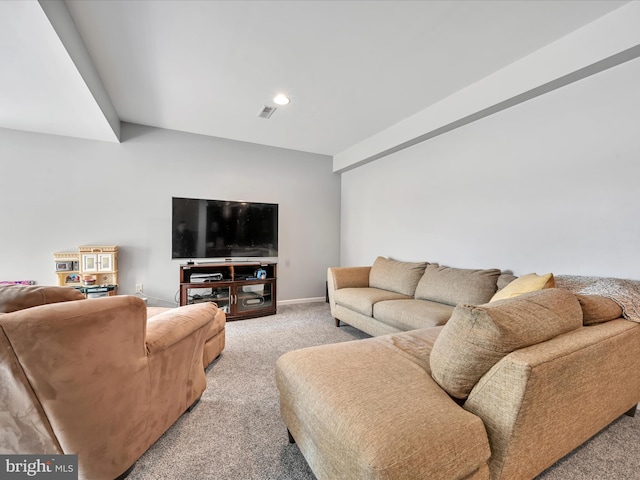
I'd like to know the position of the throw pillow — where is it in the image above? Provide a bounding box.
[369,257,428,297]
[430,288,583,399]
[489,272,555,302]
[415,265,501,306]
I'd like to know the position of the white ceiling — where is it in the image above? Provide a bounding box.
[0,0,630,155]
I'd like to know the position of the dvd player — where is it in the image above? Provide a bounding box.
[191,273,223,283]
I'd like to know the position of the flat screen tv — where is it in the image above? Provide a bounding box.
[172,197,278,260]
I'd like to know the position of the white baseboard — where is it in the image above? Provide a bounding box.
[277,297,326,306]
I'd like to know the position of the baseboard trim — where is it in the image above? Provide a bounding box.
[278,297,325,306]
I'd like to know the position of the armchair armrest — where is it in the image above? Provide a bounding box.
[146,302,217,355]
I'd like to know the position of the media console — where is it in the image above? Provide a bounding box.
[179,261,277,321]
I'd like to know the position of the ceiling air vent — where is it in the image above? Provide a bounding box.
[257,105,277,119]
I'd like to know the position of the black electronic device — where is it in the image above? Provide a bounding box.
[172,197,278,260]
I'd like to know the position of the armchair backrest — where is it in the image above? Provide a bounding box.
[0,328,61,454]
[0,285,85,313]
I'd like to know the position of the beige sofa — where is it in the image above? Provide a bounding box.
[328,256,517,336]
[0,285,221,480]
[278,265,640,479]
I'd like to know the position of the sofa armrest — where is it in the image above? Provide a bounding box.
[464,320,640,480]
[329,266,371,290]
[146,302,217,355]
[327,266,371,317]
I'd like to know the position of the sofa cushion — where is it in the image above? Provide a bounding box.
[414,265,501,306]
[373,299,454,331]
[147,306,169,319]
[0,285,85,313]
[430,288,583,399]
[497,273,518,290]
[490,272,555,302]
[334,287,410,317]
[575,294,623,325]
[376,326,444,374]
[369,256,428,297]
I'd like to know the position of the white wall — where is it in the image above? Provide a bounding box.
[0,123,340,305]
[334,1,640,173]
[341,56,640,279]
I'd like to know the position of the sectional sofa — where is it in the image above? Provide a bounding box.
[276,257,640,479]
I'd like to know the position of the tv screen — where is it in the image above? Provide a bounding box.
[172,197,278,260]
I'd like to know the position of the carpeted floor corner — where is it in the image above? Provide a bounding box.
[127,302,640,479]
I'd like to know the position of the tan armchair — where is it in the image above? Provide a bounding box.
[0,285,217,480]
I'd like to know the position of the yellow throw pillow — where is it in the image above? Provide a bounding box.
[490,273,555,302]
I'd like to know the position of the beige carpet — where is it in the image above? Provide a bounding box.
[126,303,640,479]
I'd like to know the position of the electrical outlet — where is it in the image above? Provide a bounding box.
[135,283,143,294]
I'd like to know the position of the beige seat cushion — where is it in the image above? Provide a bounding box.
[374,299,454,331]
[369,256,428,297]
[415,265,501,306]
[334,287,410,317]
[430,288,583,399]
[375,326,444,373]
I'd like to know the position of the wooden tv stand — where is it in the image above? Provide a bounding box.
[179,261,277,321]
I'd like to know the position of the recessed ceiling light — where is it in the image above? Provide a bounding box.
[273,94,290,106]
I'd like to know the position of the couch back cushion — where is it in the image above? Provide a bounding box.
[415,265,501,306]
[497,273,517,290]
[0,285,85,313]
[369,257,428,297]
[575,294,623,325]
[430,288,583,399]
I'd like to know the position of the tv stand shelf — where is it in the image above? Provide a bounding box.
[179,261,277,321]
